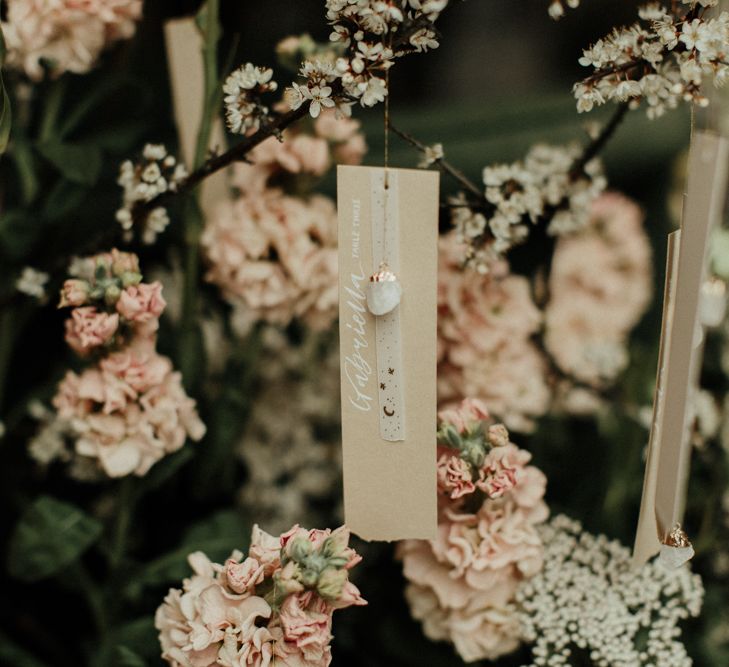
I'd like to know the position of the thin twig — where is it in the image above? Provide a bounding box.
[132,104,311,224]
[388,123,485,200]
[570,101,630,177]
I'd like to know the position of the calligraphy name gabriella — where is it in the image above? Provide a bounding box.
[343,263,373,412]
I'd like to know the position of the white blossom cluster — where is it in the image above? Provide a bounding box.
[116,144,187,245]
[286,0,448,117]
[454,143,606,273]
[574,1,729,118]
[223,63,279,134]
[517,515,704,667]
[548,0,580,21]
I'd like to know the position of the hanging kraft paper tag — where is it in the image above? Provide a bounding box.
[164,18,228,215]
[337,165,439,541]
[633,131,729,565]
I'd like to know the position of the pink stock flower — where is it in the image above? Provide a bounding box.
[116,281,166,329]
[477,444,523,498]
[437,233,550,432]
[2,0,143,80]
[437,452,476,499]
[223,557,266,595]
[399,426,548,663]
[279,593,333,664]
[52,346,205,477]
[59,279,89,307]
[545,192,652,389]
[437,398,490,433]
[156,524,365,667]
[64,307,119,354]
[202,192,338,331]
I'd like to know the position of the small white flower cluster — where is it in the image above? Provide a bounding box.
[223,63,278,134]
[574,1,729,118]
[116,144,187,245]
[548,0,580,21]
[517,515,704,667]
[15,267,49,300]
[454,143,606,273]
[287,1,447,117]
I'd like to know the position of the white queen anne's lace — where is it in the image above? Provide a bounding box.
[517,515,704,667]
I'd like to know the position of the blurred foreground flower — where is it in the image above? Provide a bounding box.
[2,0,142,79]
[156,524,366,667]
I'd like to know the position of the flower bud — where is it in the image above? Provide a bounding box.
[58,279,89,308]
[317,566,348,602]
[104,283,122,305]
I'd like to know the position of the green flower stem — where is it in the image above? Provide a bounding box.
[109,477,134,574]
[38,78,66,143]
[71,561,109,640]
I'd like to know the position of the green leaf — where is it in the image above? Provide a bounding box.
[114,646,146,667]
[0,632,48,667]
[7,496,103,582]
[124,509,250,599]
[134,446,194,499]
[0,25,12,156]
[36,141,102,185]
[0,210,39,259]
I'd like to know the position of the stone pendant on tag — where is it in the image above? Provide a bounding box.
[366,264,402,316]
[658,524,694,570]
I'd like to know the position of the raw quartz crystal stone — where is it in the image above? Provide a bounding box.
[659,544,696,570]
[366,265,402,316]
[658,524,695,570]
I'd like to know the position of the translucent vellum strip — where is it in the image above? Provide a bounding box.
[370,170,405,441]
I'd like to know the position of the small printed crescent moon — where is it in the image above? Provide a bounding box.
[383,406,395,417]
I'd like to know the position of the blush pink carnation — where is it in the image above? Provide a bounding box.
[399,408,548,663]
[156,524,365,667]
[52,345,205,477]
[202,192,338,331]
[438,233,550,432]
[64,306,119,354]
[2,0,142,79]
[545,192,653,388]
[116,281,166,331]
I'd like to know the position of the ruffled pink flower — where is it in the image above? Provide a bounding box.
[202,192,338,331]
[64,306,119,354]
[437,398,490,433]
[437,233,550,432]
[116,281,166,330]
[52,347,205,477]
[223,556,266,595]
[2,0,143,80]
[279,593,333,665]
[399,435,547,663]
[545,192,652,389]
[437,452,476,499]
[156,525,364,667]
[477,444,523,498]
[59,279,89,307]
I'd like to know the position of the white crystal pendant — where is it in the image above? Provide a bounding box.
[658,524,694,570]
[658,544,695,570]
[366,264,402,316]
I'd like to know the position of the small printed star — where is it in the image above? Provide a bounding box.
[388,368,394,375]
[380,382,386,390]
